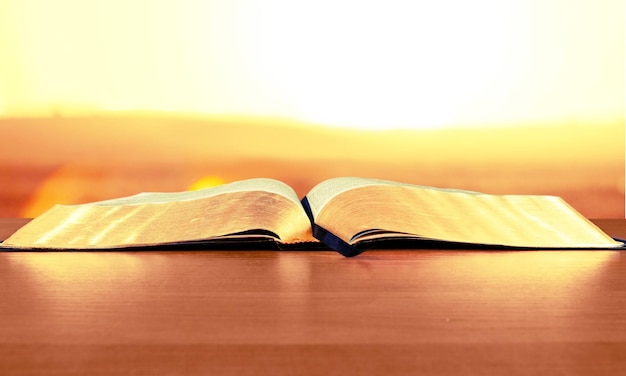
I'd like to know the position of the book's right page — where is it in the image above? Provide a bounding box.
[305,177,622,255]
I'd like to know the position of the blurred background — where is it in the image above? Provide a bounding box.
[0,0,623,219]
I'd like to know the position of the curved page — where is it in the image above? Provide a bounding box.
[3,179,312,249]
[310,178,621,249]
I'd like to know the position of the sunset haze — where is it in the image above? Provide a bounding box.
[0,1,623,219]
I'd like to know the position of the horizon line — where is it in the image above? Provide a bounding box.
[0,110,623,132]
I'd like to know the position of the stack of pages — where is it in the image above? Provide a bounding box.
[2,177,621,256]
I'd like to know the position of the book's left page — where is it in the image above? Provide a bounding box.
[2,178,314,249]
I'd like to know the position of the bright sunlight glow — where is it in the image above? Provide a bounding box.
[0,0,622,130]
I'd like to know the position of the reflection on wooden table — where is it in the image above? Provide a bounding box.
[0,219,625,375]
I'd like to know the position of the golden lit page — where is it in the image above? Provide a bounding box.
[3,179,313,249]
[305,177,426,217]
[310,178,621,248]
[84,178,303,206]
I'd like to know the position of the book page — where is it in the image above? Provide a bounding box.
[3,180,313,249]
[314,182,621,248]
[85,178,302,206]
[305,177,471,217]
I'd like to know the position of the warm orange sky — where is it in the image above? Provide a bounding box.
[0,0,623,130]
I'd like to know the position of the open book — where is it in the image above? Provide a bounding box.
[1,177,622,256]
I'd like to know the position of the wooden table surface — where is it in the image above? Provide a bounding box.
[1,218,625,375]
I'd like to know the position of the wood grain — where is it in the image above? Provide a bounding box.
[1,219,625,375]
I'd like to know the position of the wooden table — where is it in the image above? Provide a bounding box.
[1,219,625,375]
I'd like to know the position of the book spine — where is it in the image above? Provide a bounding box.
[301,197,364,257]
